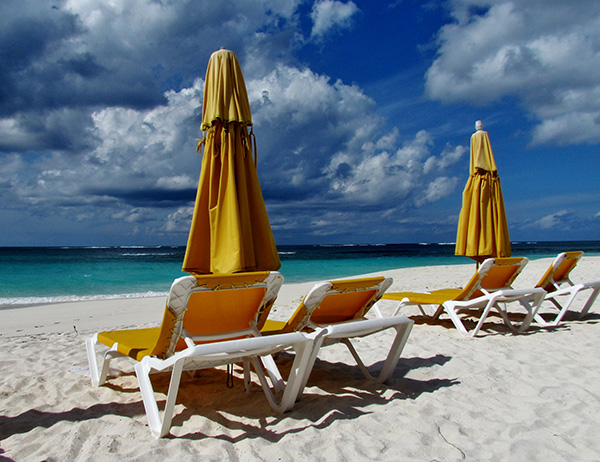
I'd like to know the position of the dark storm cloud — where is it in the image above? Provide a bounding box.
[85,186,198,207]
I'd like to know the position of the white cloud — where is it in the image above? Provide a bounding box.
[0,1,475,245]
[415,176,459,206]
[112,208,147,223]
[531,111,600,146]
[425,0,600,145]
[4,77,204,239]
[424,144,467,174]
[5,58,467,241]
[164,207,194,232]
[248,64,380,192]
[155,175,197,190]
[82,80,203,192]
[534,209,571,229]
[310,0,359,39]
[325,128,464,207]
[1,0,302,120]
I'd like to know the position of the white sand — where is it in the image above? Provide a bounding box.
[1,256,599,460]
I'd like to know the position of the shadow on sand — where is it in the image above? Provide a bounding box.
[0,352,458,442]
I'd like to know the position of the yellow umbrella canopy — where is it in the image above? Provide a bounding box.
[182,48,281,274]
[455,121,511,262]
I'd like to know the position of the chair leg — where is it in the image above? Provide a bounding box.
[552,291,579,326]
[303,318,414,387]
[491,290,545,333]
[259,354,285,393]
[580,286,600,318]
[442,302,471,335]
[372,303,384,318]
[377,321,413,383]
[135,358,185,438]
[495,301,534,333]
[243,359,251,393]
[86,335,121,386]
[471,300,495,337]
[85,336,101,386]
[251,337,316,413]
[340,319,413,383]
[516,299,535,332]
[297,331,327,396]
[277,338,316,412]
[431,304,445,320]
[536,290,582,326]
[341,339,374,379]
[161,360,185,437]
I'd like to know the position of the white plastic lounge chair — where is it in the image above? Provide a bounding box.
[261,276,413,391]
[86,272,315,438]
[382,258,545,337]
[533,251,600,326]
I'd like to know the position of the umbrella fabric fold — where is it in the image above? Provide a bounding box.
[182,49,280,275]
[201,48,252,129]
[455,125,511,262]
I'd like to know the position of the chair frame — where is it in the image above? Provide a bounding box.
[262,277,413,391]
[135,331,314,437]
[86,272,316,438]
[442,286,546,336]
[533,251,600,326]
[383,258,546,336]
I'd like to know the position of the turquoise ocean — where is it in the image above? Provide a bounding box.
[1,241,599,305]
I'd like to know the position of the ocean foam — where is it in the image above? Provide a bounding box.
[0,291,168,307]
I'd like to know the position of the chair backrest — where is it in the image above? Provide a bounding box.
[454,257,527,301]
[151,271,283,358]
[281,276,393,332]
[535,251,583,293]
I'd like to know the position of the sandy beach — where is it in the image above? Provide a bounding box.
[1,256,599,461]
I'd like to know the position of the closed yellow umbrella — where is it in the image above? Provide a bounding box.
[182,48,281,274]
[455,120,511,263]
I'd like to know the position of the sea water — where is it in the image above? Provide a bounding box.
[1,241,599,305]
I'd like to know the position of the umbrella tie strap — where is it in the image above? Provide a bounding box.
[226,363,234,388]
[250,126,257,167]
[221,125,227,155]
[196,131,207,155]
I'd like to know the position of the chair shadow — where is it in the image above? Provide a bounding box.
[408,310,573,337]
[295,352,456,398]
[0,352,458,443]
[0,401,147,441]
[534,310,600,325]
[166,352,459,441]
[0,447,15,462]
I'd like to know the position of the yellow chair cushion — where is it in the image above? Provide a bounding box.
[183,286,267,337]
[262,277,386,334]
[97,305,179,361]
[383,288,464,304]
[260,319,288,335]
[310,290,377,324]
[98,327,162,362]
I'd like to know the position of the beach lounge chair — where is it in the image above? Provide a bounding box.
[381,257,546,337]
[533,251,600,326]
[86,272,315,438]
[261,276,413,391]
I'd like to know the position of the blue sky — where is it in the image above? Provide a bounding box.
[1,0,599,246]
